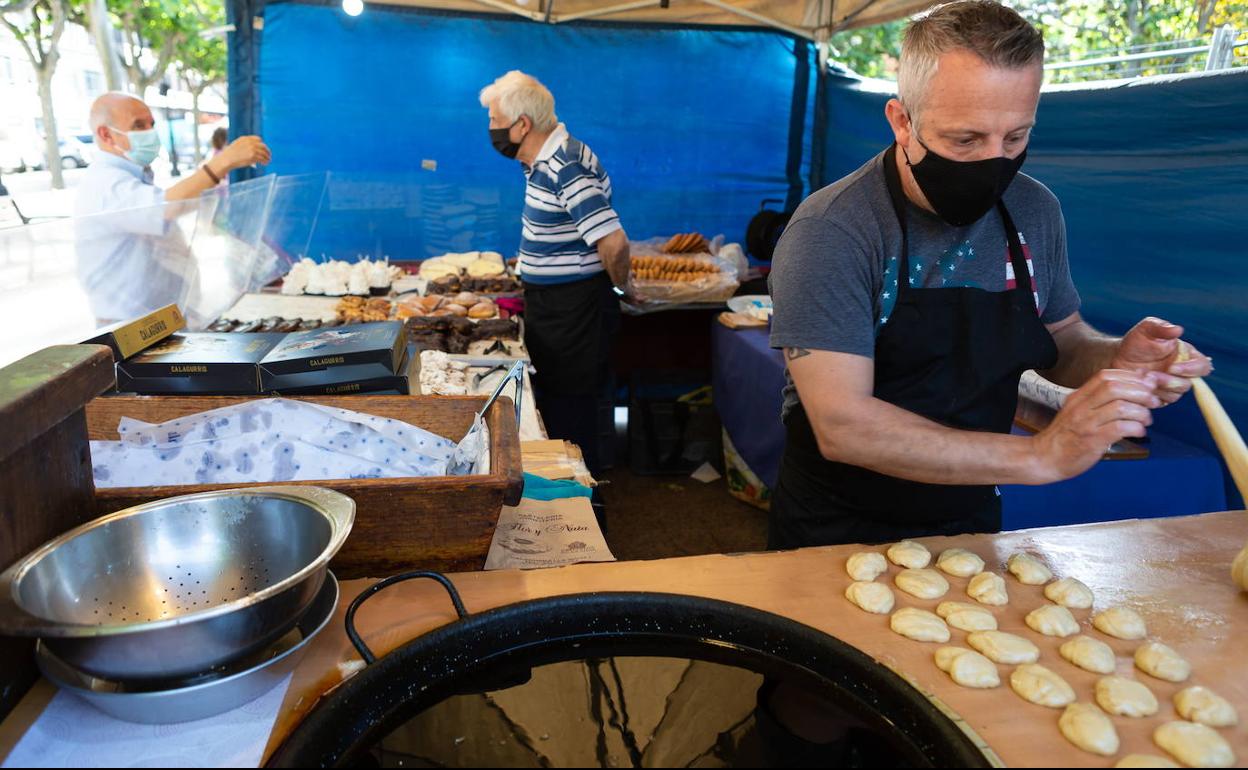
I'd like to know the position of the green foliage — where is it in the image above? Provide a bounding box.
[826,1,1248,83]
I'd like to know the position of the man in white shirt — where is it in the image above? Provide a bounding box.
[75,92,272,324]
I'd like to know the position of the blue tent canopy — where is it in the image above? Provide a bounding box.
[228,0,1247,506]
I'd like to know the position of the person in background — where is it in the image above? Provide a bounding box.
[211,126,229,159]
[479,70,632,476]
[75,93,271,325]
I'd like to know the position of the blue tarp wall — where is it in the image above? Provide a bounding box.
[231,0,1246,507]
[243,0,816,260]
[821,70,1248,508]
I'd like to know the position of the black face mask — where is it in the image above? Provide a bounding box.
[903,136,1027,227]
[489,119,524,160]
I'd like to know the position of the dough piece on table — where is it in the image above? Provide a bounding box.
[1134,642,1191,683]
[1059,703,1120,757]
[1007,552,1053,585]
[1153,721,1235,768]
[1044,577,1094,609]
[1010,664,1076,708]
[1093,606,1148,640]
[845,581,895,615]
[936,548,985,577]
[887,540,931,569]
[846,551,888,582]
[895,568,950,600]
[967,571,1009,606]
[1115,755,1180,768]
[1026,604,1081,638]
[934,647,999,689]
[1096,676,1159,717]
[890,607,950,643]
[966,631,1040,664]
[1060,635,1117,674]
[1174,686,1238,728]
[936,601,998,632]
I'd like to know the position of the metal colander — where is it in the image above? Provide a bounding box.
[0,486,354,682]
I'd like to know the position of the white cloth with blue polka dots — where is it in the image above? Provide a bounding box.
[90,398,457,488]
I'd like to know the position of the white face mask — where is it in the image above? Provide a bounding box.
[111,126,162,166]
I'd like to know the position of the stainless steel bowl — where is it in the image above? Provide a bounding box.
[0,486,353,681]
[36,572,340,724]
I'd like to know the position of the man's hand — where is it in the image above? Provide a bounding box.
[1110,317,1213,405]
[1031,369,1161,482]
[216,136,272,172]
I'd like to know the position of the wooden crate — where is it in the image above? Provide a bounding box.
[84,395,523,578]
[0,345,116,722]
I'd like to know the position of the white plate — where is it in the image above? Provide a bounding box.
[727,294,773,320]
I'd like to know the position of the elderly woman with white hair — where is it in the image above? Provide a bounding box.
[480,70,631,476]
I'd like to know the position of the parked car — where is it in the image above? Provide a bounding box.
[58,137,92,169]
[18,136,92,171]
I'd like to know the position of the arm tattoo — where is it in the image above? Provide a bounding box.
[785,347,811,361]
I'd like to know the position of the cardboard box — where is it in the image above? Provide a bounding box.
[258,321,406,393]
[263,345,414,396]
[82,305,186,361]
[115,333,284,395]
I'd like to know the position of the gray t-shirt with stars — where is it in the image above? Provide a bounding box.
[769,149,1081,418]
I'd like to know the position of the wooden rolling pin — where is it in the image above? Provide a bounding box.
[1178,343,1248,590]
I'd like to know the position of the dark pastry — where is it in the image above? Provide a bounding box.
[446,332,471,355]
[232,319,263,333]
[472,318,520,341]
[206,318,237,332]
[447,316,476,337]
[275,318,303,333]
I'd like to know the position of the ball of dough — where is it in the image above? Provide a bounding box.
[1059,703,1120,757]
[1115,754,1179,768]
[934,647,999,689]
[1060,635,1117,675]
[889,607,950,643]
[967,571,1009,606]
[1134,642,1191,683]
[1010,664,1076,708]
[936,548,985,577]
[1044,577,1094,609]
[1096,676,1159,717]
[1026,604,1081,638]
[1093,606,1147,640]
[936,601,998,632]
[1007,552,1053,585]
[967,631,1039,664]
[1153,721,1235,768]
[1174,686,1238,728]
[845,581,895,615]
[887,540,931,569]
[846,551,888,581]
[895,568,950,600]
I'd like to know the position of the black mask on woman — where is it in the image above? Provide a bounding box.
[903,136,1027,227]
[490,119,524,160]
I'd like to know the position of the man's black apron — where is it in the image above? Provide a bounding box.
[769,145,1059,548]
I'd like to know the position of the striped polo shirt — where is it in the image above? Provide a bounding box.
[518,123,622,285]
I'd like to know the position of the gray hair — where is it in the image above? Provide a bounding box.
[478,70,558,132]
[898,1,1044,121]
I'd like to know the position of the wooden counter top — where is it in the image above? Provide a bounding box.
[5,511,1247,767]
